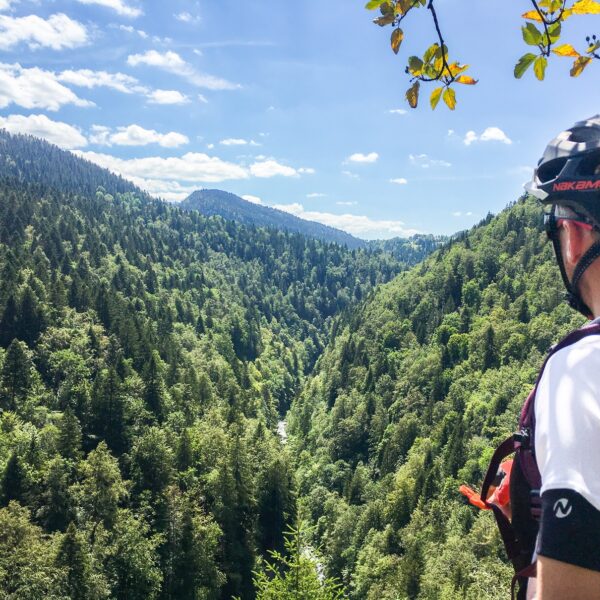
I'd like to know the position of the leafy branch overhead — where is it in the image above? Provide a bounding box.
[366,0,600,110]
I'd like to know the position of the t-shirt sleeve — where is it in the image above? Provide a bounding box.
[535,336,600,569]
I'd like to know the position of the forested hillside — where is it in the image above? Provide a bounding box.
[181,189,365,249]
[0,133,421,599]
[0,130,147,200]
[289,197,586,599]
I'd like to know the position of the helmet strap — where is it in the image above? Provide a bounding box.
[549,233,595,319]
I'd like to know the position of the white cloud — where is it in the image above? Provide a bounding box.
[117,25,147,38]
[342,170,359,179]
[76,151,250,187]
[220,138,249,146]
[242,194,263,205]
[58,69,145,94]
[0,13,87,50]
[198,94,208,104]
[0,0,16,11]
[307,192,326,198]
[0,113,87,149]
[452,211,474,217]
[147,89,189,104]
[336,201,357,206]
[250,160,298,178]
[58,68,190,105]
[390,177,408,184]
[0,62,93,111]
[89,124,188,148]
[389,108,407,115]
[271,203,419,240]
[463,131,477,146]
[206,143,214,149]
[463,126,512,146]
[127,50,239,90]
[298,167,315,175]
[409,153,451,168]
[348,152,378,164]
[175,11,200,23]
[74,150,310,198]
[76,0,141,18]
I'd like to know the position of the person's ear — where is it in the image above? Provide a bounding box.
[561,220,587,268]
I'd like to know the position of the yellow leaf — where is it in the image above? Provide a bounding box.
[521,9,543,21]
[456,75,477,85]
[571,0,600,14]
[552,43,580,57]
[443,87,456,110]
[391,28,404,54]
[430,87,443,109]
[570,55,592,76]
[406,81,420,108]
[448,62,469,76]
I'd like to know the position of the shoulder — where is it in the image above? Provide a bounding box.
[535,330,600,510]
[540,331,600,393]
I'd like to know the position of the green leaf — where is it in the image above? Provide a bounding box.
[406,81,420,108]
[365,0,386,9]
[533,55,547,80]
[522,23,543,46]
[430,87,443,109]
[443,87,456,110]
[408,56,424,75]
[514,53,537,78]
[547,21,561,43]
[391,28,404,54]
[423,43,440,64]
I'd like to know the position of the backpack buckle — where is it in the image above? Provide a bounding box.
[513,428,531,450]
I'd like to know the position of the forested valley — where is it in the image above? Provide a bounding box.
[0,131,583,599]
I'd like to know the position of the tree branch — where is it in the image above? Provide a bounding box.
[427,0,454,83]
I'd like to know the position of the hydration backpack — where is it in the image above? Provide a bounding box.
[461,322,600,600]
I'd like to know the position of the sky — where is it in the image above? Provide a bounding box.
[0,0,598,239]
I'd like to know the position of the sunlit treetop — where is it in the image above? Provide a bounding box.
[366,0,600,110]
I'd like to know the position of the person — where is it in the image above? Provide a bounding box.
[524,114,600,599]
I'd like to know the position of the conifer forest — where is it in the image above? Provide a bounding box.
[0,131,584,599]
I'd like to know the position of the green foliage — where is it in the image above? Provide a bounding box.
[253,523,343,600]
[289,196,585,597]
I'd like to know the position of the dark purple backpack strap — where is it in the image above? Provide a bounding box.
[480,436,522,562]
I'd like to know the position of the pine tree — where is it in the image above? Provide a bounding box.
[0,294,18,348]
[253,522,343,600]
[58,408,83,462]
[0,452,27,506]
[143,350,167,421]
[0,339,32,411]
[55,522,101,600]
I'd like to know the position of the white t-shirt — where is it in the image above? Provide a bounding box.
[535,325,600,512]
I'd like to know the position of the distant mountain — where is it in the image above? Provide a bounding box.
[180,189,366,249]
[0,129,148,199]
[369,233,448,264]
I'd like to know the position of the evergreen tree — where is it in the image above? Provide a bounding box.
[55,522,107,600]
[0,339,32,411]
[58,407,83,462]
[0,452,27,507]
[143,350,167,421]
[253,523,343,600]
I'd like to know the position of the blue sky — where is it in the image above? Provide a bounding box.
[0,0,598,238]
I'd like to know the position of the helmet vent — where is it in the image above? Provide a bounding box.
[537,157,566,183]
[569,126,598,143]
[577,152,600,176]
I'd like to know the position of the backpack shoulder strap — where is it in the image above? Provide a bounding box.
[520,321,600,429]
